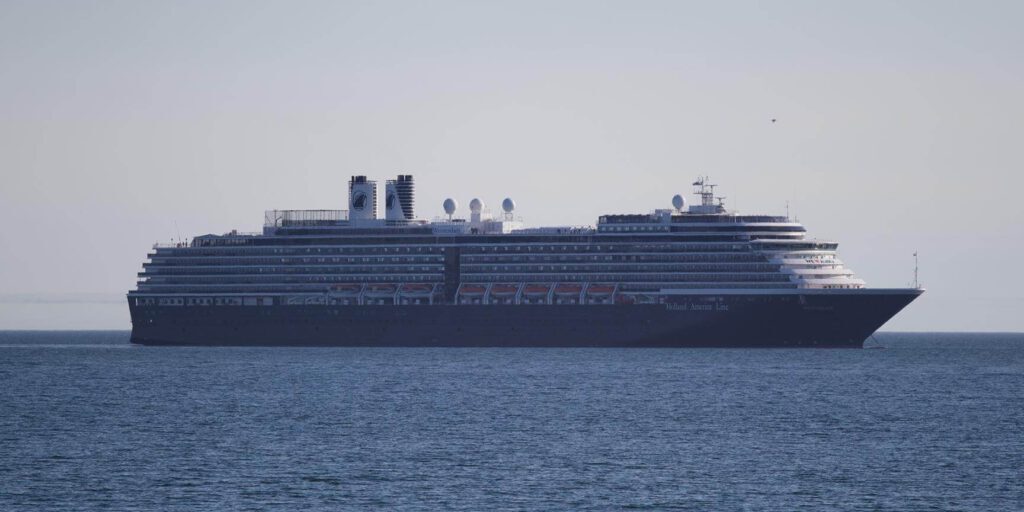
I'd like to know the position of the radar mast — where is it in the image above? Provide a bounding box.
[692,176,718,207]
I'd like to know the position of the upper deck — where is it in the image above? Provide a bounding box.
[180,183,804,248]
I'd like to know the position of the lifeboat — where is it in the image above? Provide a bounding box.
[554,283,583,295]
[586,284,616,295]
[400,283,434,294]
[459,284,487,295]
[329,284,362,294]
[365,284,398,295]
[615,293,636,305]
[522,284,551,296]
[490,284,519,296]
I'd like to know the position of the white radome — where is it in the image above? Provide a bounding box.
[443,198,458,215]
[502,197,516,213]
[469,198,484,212]
[672,194,686,211]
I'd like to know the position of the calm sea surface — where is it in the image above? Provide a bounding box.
[1,332,1022,511]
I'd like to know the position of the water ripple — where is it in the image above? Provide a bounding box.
[0,332,1022,510]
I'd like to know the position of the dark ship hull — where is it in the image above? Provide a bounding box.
[128,289,921,348]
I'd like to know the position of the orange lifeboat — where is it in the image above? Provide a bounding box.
[365,284,398,295]
[523,284,551,296]
[554,283,583,295]
[400,284,434,294]
[459,284,487,295]
[587,284,616,295]
[490,284,518,296]
[615,294,636,305]
[329,284,362,294]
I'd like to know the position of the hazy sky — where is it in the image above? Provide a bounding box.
[1,0,1021,331]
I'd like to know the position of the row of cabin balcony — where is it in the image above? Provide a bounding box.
[143,269,790,283]
[149,242,762,259]
[135,281,800,294]
[598,214,791,224]
[157,233,792,249]
[460,264,783,273]
[464,253,768,262]
[142,252,773,270]
[146,255,444,265]
[140,260,780,276]
[139,262,785,279]
[163,240,781,255]
[142,252,770,269]
[148,247,763,264]
[139,272,793,288]
[144,254,770,274]
[142,267,443,278]
[597,225,806,234]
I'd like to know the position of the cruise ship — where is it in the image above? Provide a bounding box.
[128,175,921,347]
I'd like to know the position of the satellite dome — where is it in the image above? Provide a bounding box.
[443,198,458,215]
[672,194,687,211]
[469,198,484,212]
[502,197,516,213]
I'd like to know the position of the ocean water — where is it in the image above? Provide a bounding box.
[1,332,1022,511]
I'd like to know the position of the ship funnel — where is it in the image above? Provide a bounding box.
[385,174,415,221]
[349,175,378,220]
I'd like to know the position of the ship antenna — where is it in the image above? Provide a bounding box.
[913,251,919,289]
[692,175,718,207]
